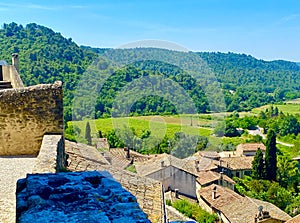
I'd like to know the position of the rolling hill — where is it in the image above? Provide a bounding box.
[1,22,299,121]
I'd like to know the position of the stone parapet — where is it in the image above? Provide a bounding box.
[33,134,66,173]
[0,81,63,155]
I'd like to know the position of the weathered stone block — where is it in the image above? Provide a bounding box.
[0,81,63,155]
[16,171,151,223]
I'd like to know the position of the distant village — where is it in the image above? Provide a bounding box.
[95,138,299,223]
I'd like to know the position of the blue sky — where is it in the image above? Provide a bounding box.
[0,0,299,61]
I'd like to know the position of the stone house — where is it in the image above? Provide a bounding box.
[196,170,235,191]
[135,153,201,198]
[197,184,291,223]
[216,156,254,178]
[236,143,266,157]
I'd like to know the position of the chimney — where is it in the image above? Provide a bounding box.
[125,147,130,159]
[12,53,19,73]
[174,189,179,198]
[212,186,217,199]
[195,160,200,172]
[161,160,164,167]
[256,206,263,220]
[219,172,224,186]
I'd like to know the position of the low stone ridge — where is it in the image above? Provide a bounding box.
[16,171,151,223]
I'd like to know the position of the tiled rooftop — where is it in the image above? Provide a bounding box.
[135,153,217,177]
[194,151,220,160]
[105,148,152,170]
[221,197,291,223]
[65,140,165,223]
[286,214,300,223]
[198,184,242,210]
[237,143,266,152]
[217,156,254,170]
[135,153,191,176]
[198,184,291,223]
[196,171,235,186]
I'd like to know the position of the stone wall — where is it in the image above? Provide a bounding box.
[0,81,63,155]
[147,166,197,199]
[1,65,24,88]
[33,134,66,173]
[16,171,151,223]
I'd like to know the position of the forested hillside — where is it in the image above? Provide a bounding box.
[0,22,96,121]
[1,22,299,121]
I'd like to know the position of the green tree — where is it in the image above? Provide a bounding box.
[265,129,277,181]
[85,122,92,145]
[252,148,265,179]
[106,130,124,148]
[279,115,300,136]
[277,155,299,189]
[98,130,103,138]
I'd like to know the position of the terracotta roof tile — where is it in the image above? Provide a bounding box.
[135,154,215,177]
[217,156,254,170]
[197,171,235,186]
[195,151,220,160]
[286,214,300,223]
[221,197,291,223]
[135,154,193,176]
[237,143,266,152]
[199,184,291,223]
[198,184,242,210]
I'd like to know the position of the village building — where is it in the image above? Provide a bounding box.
[216,156,254,178]
[195,151,220,160]
[236,143,266,157]
[218,150,237,158]
[197,184,291,223]
[196,170,235,190]
[219,143,266,158]
[135,153,199,198]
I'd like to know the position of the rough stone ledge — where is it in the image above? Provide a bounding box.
[0,81,62,95]
[16,171,151,223]
[33,134,66,173]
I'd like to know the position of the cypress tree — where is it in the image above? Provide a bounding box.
[85,122,92,145]
[252,148,265,179]
[265,129,277,181]
[98,130,103,138]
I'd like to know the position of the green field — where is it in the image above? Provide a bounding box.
[252,103,300,115]
[70,115,213,139]
[69,101,300,152]
[70,114,248,150]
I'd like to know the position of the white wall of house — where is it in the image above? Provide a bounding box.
[147,166,197,198]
